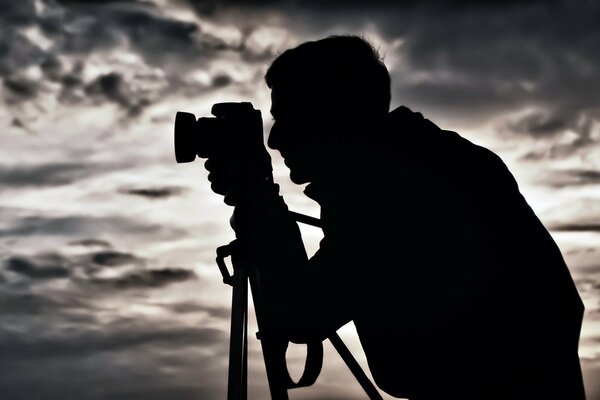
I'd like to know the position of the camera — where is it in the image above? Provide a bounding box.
[174,102,266,163]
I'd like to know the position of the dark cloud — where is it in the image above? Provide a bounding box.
[10,117,34,133]
[0,314,228,400]
[0,291,92,316]
[90,250,142,267]
[85,72,127,104]
[2,0,596,140]
[0,0,36,25]
[40,55,63,81]
[543,199,600,236]
[0,214,185,239]
[506,110,569,136]
[513,112,596,160]
[171,0,600,160]
[381,2,600,136]
[3,77,38,99]
[581,361,600,400]
[4,253,70,280]
[520,142,592,161]
[0,246,192,293]
[0,18,44,78]
[211,73,233,88]
[0,162,107,188]
[0,0,254,117]
[69,238,112,247]
[545,169,600,188]
[191,0,600,143]
[119,186,187,199]
[85,72,151,117]
[0,323,221,359]
[550,224,600,233]
[100,385,221,400]
[38,1,214,65]
[90,267,196,289]
[161,301,230,318]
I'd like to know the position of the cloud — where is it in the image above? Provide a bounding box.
[0,162,115,188]
[3,253,71,280]
[0,291,91,316]
[119,186,187,199]
[36,2,199,61]
[0,19,44,78]
[0,0,264,121]
[0,320,227,400]
[3,77,38,100]
[3,0,598,137]
[89,250,142,267]
[189,0,600,140]
[211,73,233,87]
[69,238,112,247]
[1,242,192,290]
[550,224,600,233]
[544,169,600,188]
[89,267,196,289]
[85,72,151,117]
[0,321,221,360]
[0,214,185,239]
[0,0,36,25]
[513,111,597,159]
[0,262,228,400]
[160,301,230,318]
[507,110,570,137]
[1,1,599,399]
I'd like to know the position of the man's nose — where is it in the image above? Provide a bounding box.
[267,121,282,150]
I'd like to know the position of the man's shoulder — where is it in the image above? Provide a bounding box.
[382,106,508,176]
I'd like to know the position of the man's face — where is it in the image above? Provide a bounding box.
[268,88,319,184]
[267,84,329,185]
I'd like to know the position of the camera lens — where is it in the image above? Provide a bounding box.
[174,112,198,163]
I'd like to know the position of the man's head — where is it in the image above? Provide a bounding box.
[265,35,391,185]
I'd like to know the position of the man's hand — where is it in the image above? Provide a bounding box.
[204,149,273,206]
[204,157,242,206]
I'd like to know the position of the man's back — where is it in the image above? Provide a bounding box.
[305,106,585,398]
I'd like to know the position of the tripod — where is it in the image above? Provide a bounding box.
[216,209,384,400]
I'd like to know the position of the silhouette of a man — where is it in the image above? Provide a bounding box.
[206,36,585,399]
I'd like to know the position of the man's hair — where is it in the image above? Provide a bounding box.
[265,35,391,117]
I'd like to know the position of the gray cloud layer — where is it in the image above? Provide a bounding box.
[0,247,226,399]
[2,1,600,399]
[0,162,115,188]
[0,213,184,238]
[199,0,600,158]
[4,0,598,149]
[0,0,287,124]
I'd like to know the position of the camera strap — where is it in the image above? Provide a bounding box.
[281,339,324,388]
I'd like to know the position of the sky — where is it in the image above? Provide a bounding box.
[1,0,599,398]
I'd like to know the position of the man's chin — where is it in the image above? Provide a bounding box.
[289,171,311,185]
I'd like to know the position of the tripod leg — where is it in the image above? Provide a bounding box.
[248,274,290,400]
[258,335,290,400]
[242,307,247,400]
[228,264,248,400]
[329,333,383,400]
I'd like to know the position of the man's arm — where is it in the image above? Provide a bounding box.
[231,184,353,343]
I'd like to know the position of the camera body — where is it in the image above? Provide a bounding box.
[174,102,266,163]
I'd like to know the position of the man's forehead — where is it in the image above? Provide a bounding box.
[271,84,306,102]
[270,85,305,115]
[271,83,333,114]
